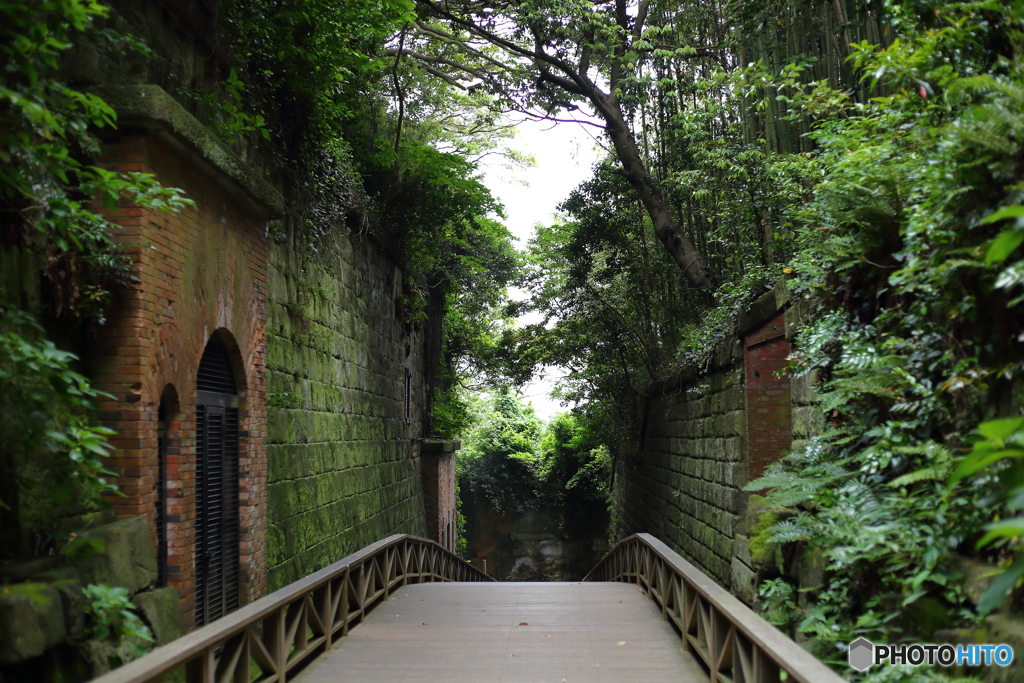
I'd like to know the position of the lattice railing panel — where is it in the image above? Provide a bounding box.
[584,534,844,683]
[94,535,492,683]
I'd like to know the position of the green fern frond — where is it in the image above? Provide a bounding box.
[889,466,947,487]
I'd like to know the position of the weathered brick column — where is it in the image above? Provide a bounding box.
[742,311,792,481]
[421,440,459,553]
[91,85,284,626]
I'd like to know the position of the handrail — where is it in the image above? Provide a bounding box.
[584,533,845,683]
[94,534,493,683]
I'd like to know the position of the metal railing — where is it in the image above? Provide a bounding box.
[584,533,845,683]
[94,534,493,683]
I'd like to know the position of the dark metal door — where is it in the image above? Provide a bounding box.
[195,341,240,625]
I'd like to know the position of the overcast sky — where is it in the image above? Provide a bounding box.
[478,115,604,422]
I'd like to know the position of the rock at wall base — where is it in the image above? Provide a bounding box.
[730,558,757,605]
[60,516,157,594]
[133,587,186,645]
[83,635,152,679]
[0,642,92,683]
[0,583,66,665]
[983,614,1024,683]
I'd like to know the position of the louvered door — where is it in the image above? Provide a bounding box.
[195,339,240,626]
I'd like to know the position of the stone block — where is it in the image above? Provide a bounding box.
[43,573,86,638]
[713,337,736,369]
[983,614,1024,683]
[948,555,999,608]
[61,516,157,594]
[0,582,66,664]
[790,371,817,405]
[730,557,757,606]
[794,546,824,593]
[134,587,186,645]
[792,405,821,439]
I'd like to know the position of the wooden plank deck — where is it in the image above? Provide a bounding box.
[295,581,708,683]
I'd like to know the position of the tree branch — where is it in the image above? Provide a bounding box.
[632,0,650,42]
[417,0,593,97]
[519,110,606,130]
[384,48,489,80]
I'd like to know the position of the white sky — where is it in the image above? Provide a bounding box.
[478,115,604,422]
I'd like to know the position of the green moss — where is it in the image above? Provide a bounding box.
[747,495,783,570]
[61,535,106,559]
[7,582,55,607]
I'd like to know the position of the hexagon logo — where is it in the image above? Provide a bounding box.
[849,638,875,671]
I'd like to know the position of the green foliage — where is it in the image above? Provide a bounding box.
[225,1,520,430]
[0,306,119,537]
[740,1,1024,674]
[194,68,270,144]
[537,413,610,508]
[266,391,300,409]
[457,393,543,514]
[758,578,797,631]
[82,584,153,656]
[950,418,1024,613]
[226,0,414,128]
[518,167,693,452]
[0,0,191,321]
[428,381,474,441]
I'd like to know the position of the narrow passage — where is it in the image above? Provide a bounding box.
[295,581,707,683]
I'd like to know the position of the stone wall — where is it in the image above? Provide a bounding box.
[1,1,448,675]
[616,342,745,586]
[0,516,185,680]
[614,283,796,604]
[264,225,428,590]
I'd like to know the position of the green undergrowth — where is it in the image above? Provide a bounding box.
[740,2,1024,679]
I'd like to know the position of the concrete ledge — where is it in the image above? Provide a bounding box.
[421,439,461,454]
[90,84,285,219]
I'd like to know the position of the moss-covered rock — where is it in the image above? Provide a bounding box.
[60,517,157,593]
[0,583,66,664]
[983,614,1024,683]
[133,587,185,645]
[744,495,785,572]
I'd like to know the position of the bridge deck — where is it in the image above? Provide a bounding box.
[295,581,707,683]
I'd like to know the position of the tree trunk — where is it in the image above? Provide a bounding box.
[590,89,716,291]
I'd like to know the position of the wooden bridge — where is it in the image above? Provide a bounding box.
[93,534,844,683]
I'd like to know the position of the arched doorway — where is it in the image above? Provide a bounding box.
[194,336,241,625]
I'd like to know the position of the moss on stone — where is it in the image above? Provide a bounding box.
[6,583,55,608]
[89,85,284,218]
[746,495,784,571]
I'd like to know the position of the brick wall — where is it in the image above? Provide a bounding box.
[264,227,428,590]
[92,130,270,624]
[744,311,792,480]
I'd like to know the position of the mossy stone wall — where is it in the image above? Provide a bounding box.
[615,342,746,588]
[265,228,428,590]
[614,284,800,605]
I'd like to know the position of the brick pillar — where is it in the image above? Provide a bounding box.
[743,311,792,480]
[421,440,459,552]
[93,128,271,627]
